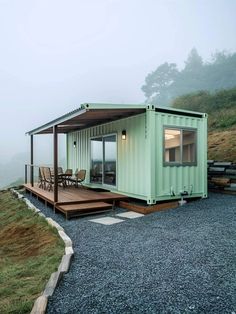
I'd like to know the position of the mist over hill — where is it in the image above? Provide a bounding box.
[142,49,236,106]
[0,151,66,189]
[0,152,28,188]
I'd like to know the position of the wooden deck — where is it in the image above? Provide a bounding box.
[24,184,128,219]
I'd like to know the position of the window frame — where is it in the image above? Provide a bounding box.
[163,126,197,167]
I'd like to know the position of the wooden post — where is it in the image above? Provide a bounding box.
[30,135,34,187]
[53,125,58,203]
[25,164,28,184]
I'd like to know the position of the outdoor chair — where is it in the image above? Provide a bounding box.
[44,167,65,191]
[69,169,86,188]
[57,167,69,187]
[64,169,73,185]
[43,167,54,191]
[58,167,64,175]
[50,167,64,176]
[38,167,46,189]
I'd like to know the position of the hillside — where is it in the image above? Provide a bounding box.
[172,88,236,162]
[208,129,236,161]
[0,190,64,313]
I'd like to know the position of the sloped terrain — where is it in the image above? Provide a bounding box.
[0,190,64,314]
[208,128,236,162]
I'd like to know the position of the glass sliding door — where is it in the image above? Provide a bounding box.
[90,137,103,184]
[104,135,116,186]
[90,134,117,187]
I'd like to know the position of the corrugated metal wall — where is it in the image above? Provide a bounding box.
[155,112,207,200]
[67,113,148,199]
[67,110,207,203]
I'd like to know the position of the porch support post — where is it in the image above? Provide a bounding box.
[30,135,34,187]
[53,125,58,203]
[25,164,28,184]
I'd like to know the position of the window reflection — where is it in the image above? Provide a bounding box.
[164,128,197,165]
[104,135,116,186]
[164,129,181,163]
[90,137,103,184]
[183,130,196,163]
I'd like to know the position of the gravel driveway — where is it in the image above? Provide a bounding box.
[26,193,236,314]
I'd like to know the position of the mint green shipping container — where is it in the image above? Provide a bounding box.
[67,103,208,204]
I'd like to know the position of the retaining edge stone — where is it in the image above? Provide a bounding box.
[30,295,48,314]
[58,230,72,247]
[46,217,64,231]
[58,253,73,274]
[65,246,74,255]
[43,271,61,297]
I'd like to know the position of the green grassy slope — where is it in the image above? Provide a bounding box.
[0,190,64,314]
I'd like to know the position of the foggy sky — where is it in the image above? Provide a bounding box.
[0,0,236,164]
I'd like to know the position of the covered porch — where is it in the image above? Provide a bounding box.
[25,103,145,218]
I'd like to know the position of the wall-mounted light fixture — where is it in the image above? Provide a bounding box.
[122,130,126,140]
[73,141,77,148]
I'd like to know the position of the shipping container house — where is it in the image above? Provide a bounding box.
[26,103,207,207]
[63,103,208,204]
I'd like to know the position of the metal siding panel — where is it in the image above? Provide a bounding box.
[67,114,148,198]
[155,112,207,200]
[67,111,207,202]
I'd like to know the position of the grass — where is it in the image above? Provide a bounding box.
[207,106,236,161]
[207,108,236,161]
[208,107,236,131]
[0,190,64,314]
[208,128,236,162]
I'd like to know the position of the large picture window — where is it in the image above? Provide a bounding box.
[164,127,197,166]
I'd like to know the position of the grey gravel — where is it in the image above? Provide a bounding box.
[25,192,236,314]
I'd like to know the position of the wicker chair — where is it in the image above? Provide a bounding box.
[44,167,65,191]
[43,167,54,191]
[64,169,73,185]
[38,167,46,189]
[69,169,86,188]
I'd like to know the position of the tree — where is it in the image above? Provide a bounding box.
[141,48,236,106]
[184,48,203,71]
[210,50,230,65]
[141,62,179,106]
[171,48,204,97]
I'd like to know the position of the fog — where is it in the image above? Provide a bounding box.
[0,0,236,187]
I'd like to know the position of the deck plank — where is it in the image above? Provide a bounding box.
[58,202,112,212]
[24,183,128,218]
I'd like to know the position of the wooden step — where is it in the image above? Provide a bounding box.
[57,202,113,219]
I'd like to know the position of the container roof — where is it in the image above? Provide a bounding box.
[26,103,206,135]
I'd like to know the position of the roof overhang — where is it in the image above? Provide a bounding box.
[26,103,147,135]
[26,103,207,136]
